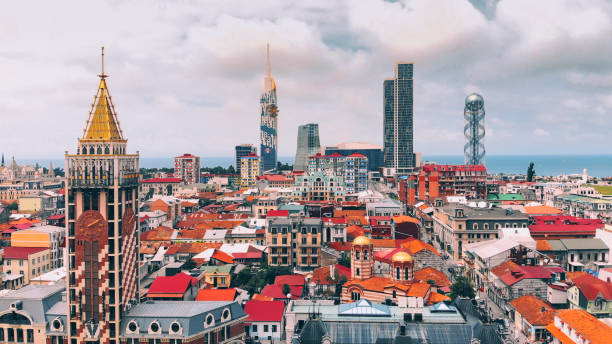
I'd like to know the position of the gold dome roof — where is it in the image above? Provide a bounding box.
[391,251,413,263]
[352,236,372,246]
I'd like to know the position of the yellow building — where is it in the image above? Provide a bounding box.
[10,225,65,269]
[240,154,262,188]
[2,247,51,283]
[18,196,43,212]
[201,265,232,288]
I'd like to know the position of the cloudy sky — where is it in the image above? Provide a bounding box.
[1,0,611,161]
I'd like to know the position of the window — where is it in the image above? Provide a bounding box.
[355,250,360,259]
[252,325,258,332]
[272,325,277,332]
[17,328,23,342]
[8,328,14,342]
[392,290,397,298]
[311,238,317,244]
[301,238,307,244]
[351,292,360,300]
[364,250,368,259]
[264,325,269,332]
[356,268,360,276]
[311,248,317,254]
[473,223,478,230]
[27,329,33,343]
[458,224,462,230]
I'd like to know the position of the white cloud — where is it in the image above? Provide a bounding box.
[0,0,611,162]
[533,128,550,137]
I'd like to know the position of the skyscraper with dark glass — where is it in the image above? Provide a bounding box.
[235,144,257,174]
[260,44,278,172]
[383,63,415,172]
[294,123,320,171]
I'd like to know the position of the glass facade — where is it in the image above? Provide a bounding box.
[235,144,257,174]
[294,123,321,171]
[384,63,415,170]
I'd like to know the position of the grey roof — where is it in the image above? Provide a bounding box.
[302,218,323,225]
[269,218,292,225]
[122,301,246,337]
[0,284,65,324]
[559,238,609,250]
[546,240,568,251]
[338,299,390,316]
[441,204,528,220]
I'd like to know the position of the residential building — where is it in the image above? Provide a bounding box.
[536,238,609,272]
[235,144,257,175]
[146,272,199,301]
[201,264,233,288]
[2,246,51,283]
[252,196,281,218]
[294,123,320,171]
[174,153,201,184]
[567,273,612,317]
[464,93,486,165]
[344,153,368,194]
[266,217,322,270]
[529,215,603,239]
[260,44,278,172]
[554,193,612,222]
[489,260,562,308]
[149,195,182,225]
[383,63,415,173]
[139,177,183,198]
[256,174,294,189]
[399,164,487,205]
[322,217,347,243]
[244,300,285,343]
[508,295,556,342]
[10,225,65,269]
[291,171,346,202]
[138,210,168,232]
[546,309,612,344]
[432,203,529,260]
[325,142,384,171]
[366,199,405,217]
[240,153,262,189]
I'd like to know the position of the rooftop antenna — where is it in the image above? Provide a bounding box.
[266,43,271,77]
[99,46,107,79]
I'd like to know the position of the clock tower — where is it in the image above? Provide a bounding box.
[65,47,140,344]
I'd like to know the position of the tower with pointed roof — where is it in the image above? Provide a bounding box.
[260,43,278,172]
[64,47,139,344]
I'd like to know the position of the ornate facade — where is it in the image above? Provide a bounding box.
[260,44,278,172]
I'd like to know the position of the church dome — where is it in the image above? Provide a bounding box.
[352,236,371,246]
[391,251,413,263]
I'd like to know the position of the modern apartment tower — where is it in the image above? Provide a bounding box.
[174,153,200,184]
[294,123,321,171]
[235,144,257,174]
[464,93,486,165]
[383,63,416,173]
[260,44,278,172]
[64,48,139,344]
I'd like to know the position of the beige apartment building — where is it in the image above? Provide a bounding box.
[2,246,51,283]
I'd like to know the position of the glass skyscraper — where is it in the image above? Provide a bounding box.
[383,63,415,171]
[294,123,321,171]
[235,144,257,174]
[260,44,278,172]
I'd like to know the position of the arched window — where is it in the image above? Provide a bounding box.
[356,268,360,276]
[97,147,102,154]
[82,147,86,155]
[355,250,360,260]
[483,223,489,230]
[104,147,109,154]
[396,267,400,280]
[0,312,31,325]
[405,268,410,280]
[364,250,368,260]
[89,147,94,155]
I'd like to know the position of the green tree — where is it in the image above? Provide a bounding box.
[427,279,436,286]
[450,276,475,300]
[6,202,18,211]
[338,255,351,268]
[282,283,291,296]
[233,267,252,287]
[527,162,536,182]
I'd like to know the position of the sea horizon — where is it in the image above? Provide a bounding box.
[17,154,612,178]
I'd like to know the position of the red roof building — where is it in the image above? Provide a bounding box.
[147,272,198,300]
[529,215,603,239]
[195,288,238,301]
[266,210,289,217]
[2,246,48,259]
[140,178,183,183]
[274,274,305,287]
[244,300,285,322]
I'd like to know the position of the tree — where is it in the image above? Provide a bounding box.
[338,255,351,268]
[427,279,436,286]
[6,202,18,211]
[282,283,291,296]
[450,276,475,300]
[233,267,252,287]
[527,162,536,182]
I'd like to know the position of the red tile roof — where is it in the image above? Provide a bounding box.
[141,178,183,183]
[267,210,289,217]
[492,261,555,286]
[421,164,486,172]
[260,284,302,299]
[46,214,65,220]
[211,250,235,264]
[195,288,237,301]
[572,273,612,300]
[347,153,366,158]
[549,309,612,344]
[274,274,305,286]
[244,300,285,322]
[346,225,365,239]
[2,246,48,259]
[147,272,197,296]
[529,215,603,236]
[509,295,556,326]
[327,241,352,252]
[257,174,293,182]
[323,217,347,224]
[311,264,351,285]
[414,267,451,287]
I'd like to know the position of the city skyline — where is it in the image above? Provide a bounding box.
[2,0,612,159]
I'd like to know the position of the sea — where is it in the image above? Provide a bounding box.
[20,155,612,178]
